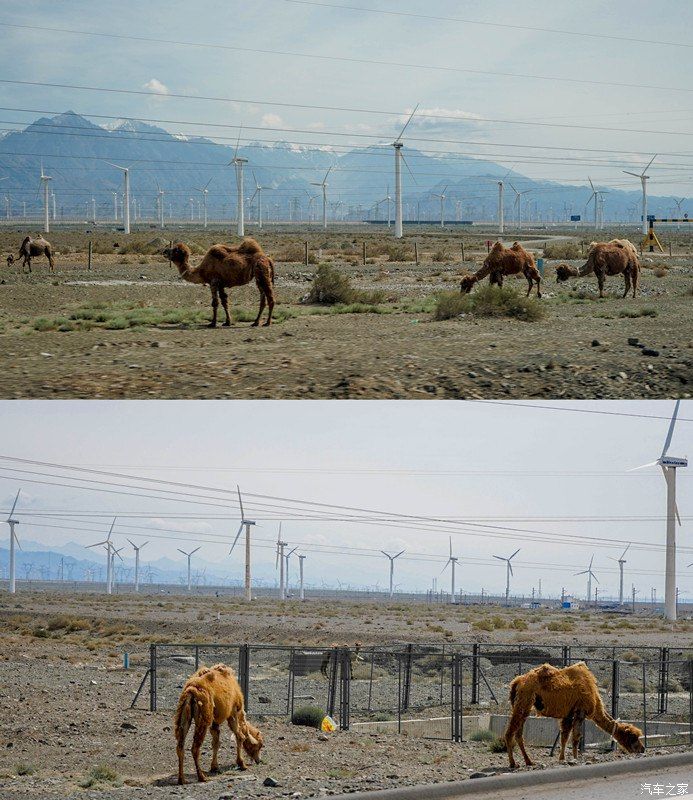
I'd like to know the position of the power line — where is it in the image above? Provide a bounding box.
[473,401,693,422]
[284,0,693,50]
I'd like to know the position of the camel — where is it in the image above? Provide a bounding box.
[174,663,264,784]
[503,662,644,769]
[7,235,55,272]
[461,242,541,297]
[555,239,640,298]
[163,238,275,328]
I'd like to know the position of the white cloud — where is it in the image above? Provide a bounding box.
[261,113,284,127]
[143,78,170,95]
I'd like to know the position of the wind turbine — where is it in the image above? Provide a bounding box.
[392,104,418,239]
[630,400,687,621]
[609,544,630,605]
[311,166,332,229]
[154,179,166,228]
[575,554,599,605]
[284,546,297,594]
[586,178,608,230]
[229,126,248,236]
[509,184,531,228]
[177,546,201,592]
[87,518,117,594]
[192,177,213,228]
[229,486,255,602]
[497,168,512,235]
[250,171,268,229]
[6,490,21,594]
[39,162,52,233]
[127,539,148,593]
[440,538,459,604]
[431,186,448,228]
[624,155,657,236]
[494,548,520,606]
[276,523,287,600]
[381,550,405,599]
[298,554,306,601]
[105,162,132,234]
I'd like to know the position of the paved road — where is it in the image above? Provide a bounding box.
[487,766,692,800]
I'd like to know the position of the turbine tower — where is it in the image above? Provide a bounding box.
[155,180,166,228]
[105,162,132,234]
[229,486,255,602]
[630,400,687,621]
[275,523,287,599]
[178,546,201,592]
[575,554,599,604]
[39,162,52,233]
[510,185,531,228]
[624,155,657,236]
[586,178,609,230]
[6,489,21,594]
[250,171,268,229]
[391,104,418,239]
[311,166,332,229]
[609,544,630,605]
[381,550,405,599]
[298,553,306,601]
[494,548,520,606]
[87,518,118,594]
[284,546,297,594]
[440,537,459,604]
[127,539,148,593]
[431,186,448,228]
[230,127,248,237]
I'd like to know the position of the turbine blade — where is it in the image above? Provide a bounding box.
[141,541,149,548]
[588,176,595,191]
[661,400,680,459]
[234,124,243,160]
[592,572,600,585]
[237,485,245,520]
[675,501,682,526]
[7,488,20,520]
[107,518,116,541]
[621,543,631,559]
[589,554,594,569]
[439,559,451,576]
[622,170,640,178]
[508,562,514,576]
[394,550,405,559]
[395,103,419,143]
[509,548,521,560]
[449,536,453,557]
[492,555,505,561]
[323,165,333,183]
[644,154,657,174]
[229,522,244,555]
[401,153,418,184]
[627,461,659,472]
[177,549,186,556]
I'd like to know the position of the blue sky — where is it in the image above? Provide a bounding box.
[0,400,690,600]
[0,1,692,194]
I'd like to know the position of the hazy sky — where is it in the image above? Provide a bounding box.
[0,1,692,194]
[0,400,690,600]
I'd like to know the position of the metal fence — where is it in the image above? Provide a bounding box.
[138,641,693,750]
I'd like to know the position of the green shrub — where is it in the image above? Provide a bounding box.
[472,619,494,632]
[291,705,326,729]
[306,263,384,305]
[511,618,528,631]
[434,285,544,322]
[470,729,495,742]
[488,737,507,753]
[618,307,657,318]
[15,763,35,776]
[547,620,574,632]
[79,765,122,788]
[33,317,55,332]
[544,241,581,259]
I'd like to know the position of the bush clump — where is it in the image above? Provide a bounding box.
[488,736,507,753]
[306,263,384,305]
[291,705,326,729]
[544,241,581,259]
[434,285,544,322]
[470,729,495,742]
[78,765,122,788]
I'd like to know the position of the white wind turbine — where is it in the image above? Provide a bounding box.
[629,400,687,621]
[311,166,332,230]
[127,539,148,593]
[494,548,520,606]
[609,544,630,605]
[105,162,132,234]
[87,518,118,594]
[178,546,201,592]
[193,178,213,229]
[381,550,405,599]
[6,489,21,594]
[440,537,459,604]
[497,168,512,235]
[298,553,306,601]
[284,546,297,594]
[624,154,657,236]
[392,104,418,239]
[575,554,598,604]
[586,177,609,230]
[276,523,287,600]
[154,179,166,228]
[229,126,248,237]
[431,185,448,228]
[510,184,531,228]
[250,171,268,229]
[229,486,255,602]
[39,161,52,233]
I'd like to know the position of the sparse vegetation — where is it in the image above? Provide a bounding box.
[306,263,384,305]
[78,765,122,788]
[291,705,326,729]
[434,285,544,322]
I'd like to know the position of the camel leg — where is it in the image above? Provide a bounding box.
[48,251,55,273]
[525,275,532,297]
[25,255,31,274]
[191,722,209,782]
[254,268,275,327]
[571,711,585,760]
[622,270,631,299]
[504,707,528,769]
[176,728,187,785]
[209,285,219,328]
[559,716,572,761]
[228,715,248,770]
[596,270,605,298]
[516,720,533,767]
[210,722,221,773]
[632,266,639,298]
[219,287,231,327]
[252,293,266,327]
[536,276,541,299]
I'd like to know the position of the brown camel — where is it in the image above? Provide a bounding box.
[504,662,644,769]
[174,663,264,784]
[555,239,640,298]
[164,238,275,328]
[8,235,55,272]
[461,242,541,297]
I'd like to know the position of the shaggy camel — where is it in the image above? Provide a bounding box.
[555,239,640,298]
[504,662,644,769]
[7,235,55,272]
[163,238,275,327]
[460,242,541,297]
[174,663,264,784]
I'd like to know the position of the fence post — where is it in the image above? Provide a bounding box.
[362,241,366,265]
[287,646,295,717]
[657,646,669,714]
[88,240,92,271]
[238,644,250,708]
[414,242,419,265]
[471,643,480,704]
[194,645,199,671]
[304,241,309,267]
[562,646,571,666]
[451,654,463,742]
[149,643,156,712]
[402,644,413,712]
[439,644,445,706]
[367,648,375,712]
[461,242,465,262]
[397,656,402,735]
[326,647,338,718]
[642,661,648,748]
[689,660,693,746]
[611,659,620,751]
[339,648,350,731]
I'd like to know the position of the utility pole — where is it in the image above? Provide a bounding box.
[298,554,306,601]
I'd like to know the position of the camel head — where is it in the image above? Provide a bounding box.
[612,721,645,754]
[6,254,14,267]
[242,723,264,764]
[163,242,191,272]
[555,263,577,283]
[460,274,477,293]
[20,236,31,253]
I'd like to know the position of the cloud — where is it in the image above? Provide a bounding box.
[143,78,170,95]
[397,107,486,136]
[261,113,284,127]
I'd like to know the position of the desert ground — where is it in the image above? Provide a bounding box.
[0,225,691,400]
[0,590,691,799]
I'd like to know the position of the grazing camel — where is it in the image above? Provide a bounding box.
[164,238,275,328]
[174,663,264,784]
[461,242,541,297]
[504,662,644,769]
[8,235,55,272]
[555,239,640,298]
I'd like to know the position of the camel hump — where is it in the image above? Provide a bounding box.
[237,238,263,256]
